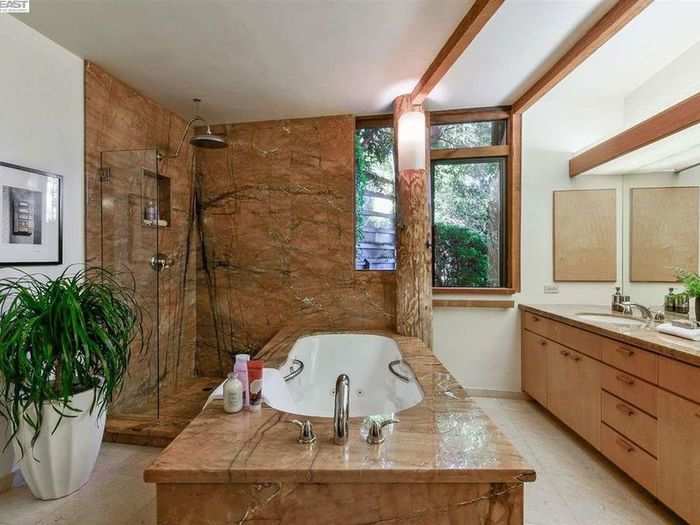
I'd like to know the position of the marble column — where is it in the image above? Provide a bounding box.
[393,94,432,347]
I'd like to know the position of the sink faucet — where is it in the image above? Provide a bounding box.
[333,374,350,445]
[621,302,653,321]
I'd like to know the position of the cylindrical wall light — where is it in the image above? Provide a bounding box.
[397,110,426,171]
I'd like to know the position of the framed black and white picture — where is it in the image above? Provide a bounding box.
[0,161,63,266]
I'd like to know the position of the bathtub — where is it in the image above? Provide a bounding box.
[263,334,424,417]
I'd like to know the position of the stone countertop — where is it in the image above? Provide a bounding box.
[144,328,535,485]
[519,304,700,367]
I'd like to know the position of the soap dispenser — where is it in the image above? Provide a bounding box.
[664,288,676,313]
[611,287,624,313]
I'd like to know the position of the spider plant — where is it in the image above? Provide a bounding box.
[0,267,142,455]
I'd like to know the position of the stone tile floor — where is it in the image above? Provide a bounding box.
[474,398,683,525]
[0,443,160,525]
[0,398,685,524]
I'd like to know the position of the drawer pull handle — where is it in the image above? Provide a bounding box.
[540,340,547,347]
[616,347,635,358]
[560,350,570,357]
[571,355,581,362]
[616,403,634,416]
[616,374,635,386]
[532,316,539,322]
[616,437,635,453]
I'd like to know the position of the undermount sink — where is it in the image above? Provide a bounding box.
[575,312,647,328]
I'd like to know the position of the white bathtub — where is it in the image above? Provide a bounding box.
[263,334,424,418]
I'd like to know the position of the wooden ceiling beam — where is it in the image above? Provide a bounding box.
[570,91,700,177]
[512,0,652,115]
[411,0,504,105]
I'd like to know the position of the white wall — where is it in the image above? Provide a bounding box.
[433,82,625,393]
[434,13,700,395]
[0,15,84,482]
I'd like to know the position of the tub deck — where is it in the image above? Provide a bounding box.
[144,328,535,524]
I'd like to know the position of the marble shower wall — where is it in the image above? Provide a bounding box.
[196,116,396,376]
[85,62,198,414]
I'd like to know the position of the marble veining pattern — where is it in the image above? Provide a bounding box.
[0,400,680,524]
[195,117,396,377]
[144,328,534,485]
[85,62,199,414]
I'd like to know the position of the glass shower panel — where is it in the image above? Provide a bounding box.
[99,149,161,419]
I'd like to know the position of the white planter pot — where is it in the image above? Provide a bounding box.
[12,387,106,500]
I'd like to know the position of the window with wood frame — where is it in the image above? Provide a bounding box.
[354,116,396,271]
[430,108,520,294]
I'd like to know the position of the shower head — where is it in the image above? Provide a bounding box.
[162,98,228,159]
[190,126,228,149]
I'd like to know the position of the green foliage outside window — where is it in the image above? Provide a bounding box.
[354,127,394,242]
[433,223,489,287]
[432,158,503,287]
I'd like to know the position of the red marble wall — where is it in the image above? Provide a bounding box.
[196,116,396,376]
[86,62,396,396]
[85,62,198,414]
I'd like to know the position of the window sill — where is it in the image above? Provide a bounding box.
[433,287,516,296]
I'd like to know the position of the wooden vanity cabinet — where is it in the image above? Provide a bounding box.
[657,390,700,524]
[547,344,601,449]
[521,309,700,522]
[522,330,548,406]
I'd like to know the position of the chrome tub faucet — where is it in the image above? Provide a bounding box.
[333,374,350,445]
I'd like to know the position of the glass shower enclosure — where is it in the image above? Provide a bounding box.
[98,149,215,430]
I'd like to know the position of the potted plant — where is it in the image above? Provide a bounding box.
[0,267,141,500]
[675,269,700,322]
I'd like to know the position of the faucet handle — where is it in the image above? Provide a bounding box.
[290,419,317,445]
[366,418,399,445]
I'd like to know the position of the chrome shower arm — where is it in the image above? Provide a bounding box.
[161,116,209,160]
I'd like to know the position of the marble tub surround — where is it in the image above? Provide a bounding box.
[145,328,534,485]
[519,304,700,366]
[145,329,534,524]
[156,482,524,525]
[195,116,396,377]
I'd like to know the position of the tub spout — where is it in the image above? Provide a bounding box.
[333,374,350,445]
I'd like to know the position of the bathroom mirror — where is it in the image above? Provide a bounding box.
[621,169,700,306]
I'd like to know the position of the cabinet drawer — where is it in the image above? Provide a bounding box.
[601,423,657,495]
[602,364,658,416]
[601,341,658,384]
[551,322,603,360]
[659,357,700,404]
[601,391,657,456]
[522,312,553,339]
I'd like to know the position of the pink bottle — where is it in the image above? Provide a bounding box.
[233,354,250,408]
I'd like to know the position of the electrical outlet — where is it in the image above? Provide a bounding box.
[544,284,560,294]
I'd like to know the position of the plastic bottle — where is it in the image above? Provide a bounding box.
[222,373,243,414]
[247,360,264,412]
[233,354,250,408]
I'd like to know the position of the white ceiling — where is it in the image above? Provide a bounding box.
[15,0,700,127]
[429,0,614,110]
[559,0,700,103]
[15,0,618,123]
[15,0,469,123]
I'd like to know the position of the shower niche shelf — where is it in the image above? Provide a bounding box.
[142,169,171,228]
